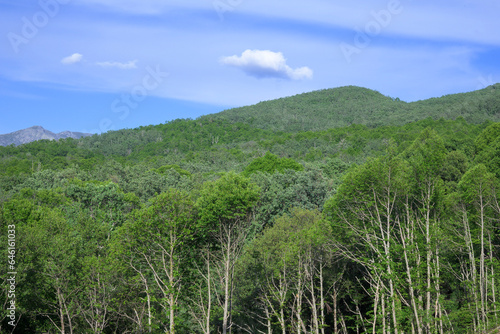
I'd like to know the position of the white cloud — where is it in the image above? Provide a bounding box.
[61,53,83,65]
[221,49,313,80]
[96,60,138,69]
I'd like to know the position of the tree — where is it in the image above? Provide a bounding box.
[236,208,338,334]
[474,123,500,178]
[114,189,195,333]
[250,169,333,230]
[403,128,447,334]
[196,172,260,334]
[458,164,499,331]
[325,153,409,333]
[324,130,449,333]
[1,201,81,334]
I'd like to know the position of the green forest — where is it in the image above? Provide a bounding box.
[1,85,500,333]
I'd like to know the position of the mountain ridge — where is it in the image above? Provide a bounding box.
[3,84,500,147]
[201,84,500,132]
[0,126,92,146]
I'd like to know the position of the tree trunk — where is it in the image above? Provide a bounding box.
[319,263,326,334]
[372,279,380,334]
[489,233,498,324]
[479,193,487,329]
[333,289,338,334]
[57,285,66,334]
[399,213,422,334]
[206,252,212,334]
[222,226,232,334]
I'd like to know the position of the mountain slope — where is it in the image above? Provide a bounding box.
[201,84,500,132]
[0,126,92,146]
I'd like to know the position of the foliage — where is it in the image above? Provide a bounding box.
[1,85,500,333]
[196,172,260,231]
[242,151,304,176]
[202,84,500,132]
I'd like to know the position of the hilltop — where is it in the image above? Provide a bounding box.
[202,84,500,132]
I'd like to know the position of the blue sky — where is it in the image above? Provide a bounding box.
[0,0,499,134]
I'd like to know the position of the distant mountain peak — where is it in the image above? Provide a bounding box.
[0,126,92,146]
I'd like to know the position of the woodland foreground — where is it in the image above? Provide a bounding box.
[2,86,500,333]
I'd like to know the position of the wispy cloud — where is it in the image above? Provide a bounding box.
[60,53,138,70]
[96,60,138,69]
[72,0,209,14]
[61,53,83,65]
[221,49,313,80]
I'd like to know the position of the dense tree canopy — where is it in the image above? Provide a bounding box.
[1,87,500,333]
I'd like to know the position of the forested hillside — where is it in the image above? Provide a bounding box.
[1,86,500,333]
[203,84,500,132]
